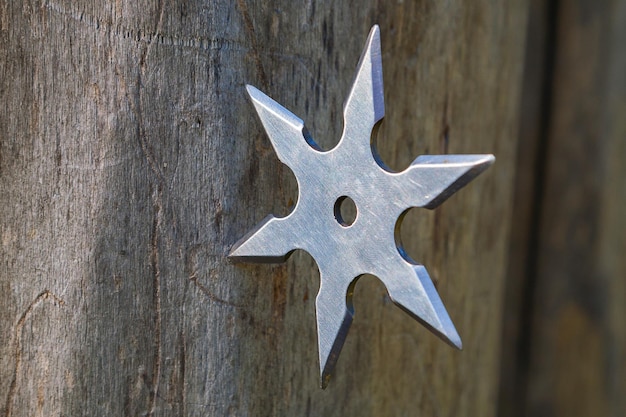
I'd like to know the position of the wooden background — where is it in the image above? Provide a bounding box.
[500,1,626,416]
[0,1,623,416]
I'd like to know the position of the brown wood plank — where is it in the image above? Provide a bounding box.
[519,1,626,416]
[498,0,555,415]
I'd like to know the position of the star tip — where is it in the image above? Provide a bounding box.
[245,84,267,102]
[452,337,463,350]
[476,154,495,173]
[245,84,257,96]
[226,247,244,262]
[319,371,332,390]
[467,154,495,166]
[441,327,463,350]
[227,238,254,262]
[425,299,463,350]
[367,25,381,47]
[460,154,495,175]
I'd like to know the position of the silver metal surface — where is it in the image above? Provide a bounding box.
[230,25,494,388]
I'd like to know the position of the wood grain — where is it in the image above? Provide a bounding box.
[0,1,527,415]
[500,1,626,416]
[497,1,554,415]
[520,1,626,416]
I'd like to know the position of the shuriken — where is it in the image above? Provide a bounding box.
[229,25,494,388]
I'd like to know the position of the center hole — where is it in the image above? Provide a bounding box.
[334,196,357,227]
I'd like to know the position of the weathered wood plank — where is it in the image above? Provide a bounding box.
[497,0,554,415]
[0,1,527,416]
[518,1,626,416]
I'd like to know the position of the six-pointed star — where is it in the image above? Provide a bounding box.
[229,25,494,388]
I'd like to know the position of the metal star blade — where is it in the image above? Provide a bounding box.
[229,25,494,388]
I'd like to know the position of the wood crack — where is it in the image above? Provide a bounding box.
[188,273,243,309]
[3,290,64,417]
[186,245,242,308]
[236,0,269,90]
[147,182,163,417]
[138,3,165,415]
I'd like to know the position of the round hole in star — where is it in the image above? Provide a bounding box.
[334,196,357,227]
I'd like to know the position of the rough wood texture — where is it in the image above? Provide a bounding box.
[0,1,527,416]
[500,1,626,416]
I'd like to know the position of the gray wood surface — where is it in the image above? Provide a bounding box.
[0,1,527,416]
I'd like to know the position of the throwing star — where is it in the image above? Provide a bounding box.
[229,25,494,388]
